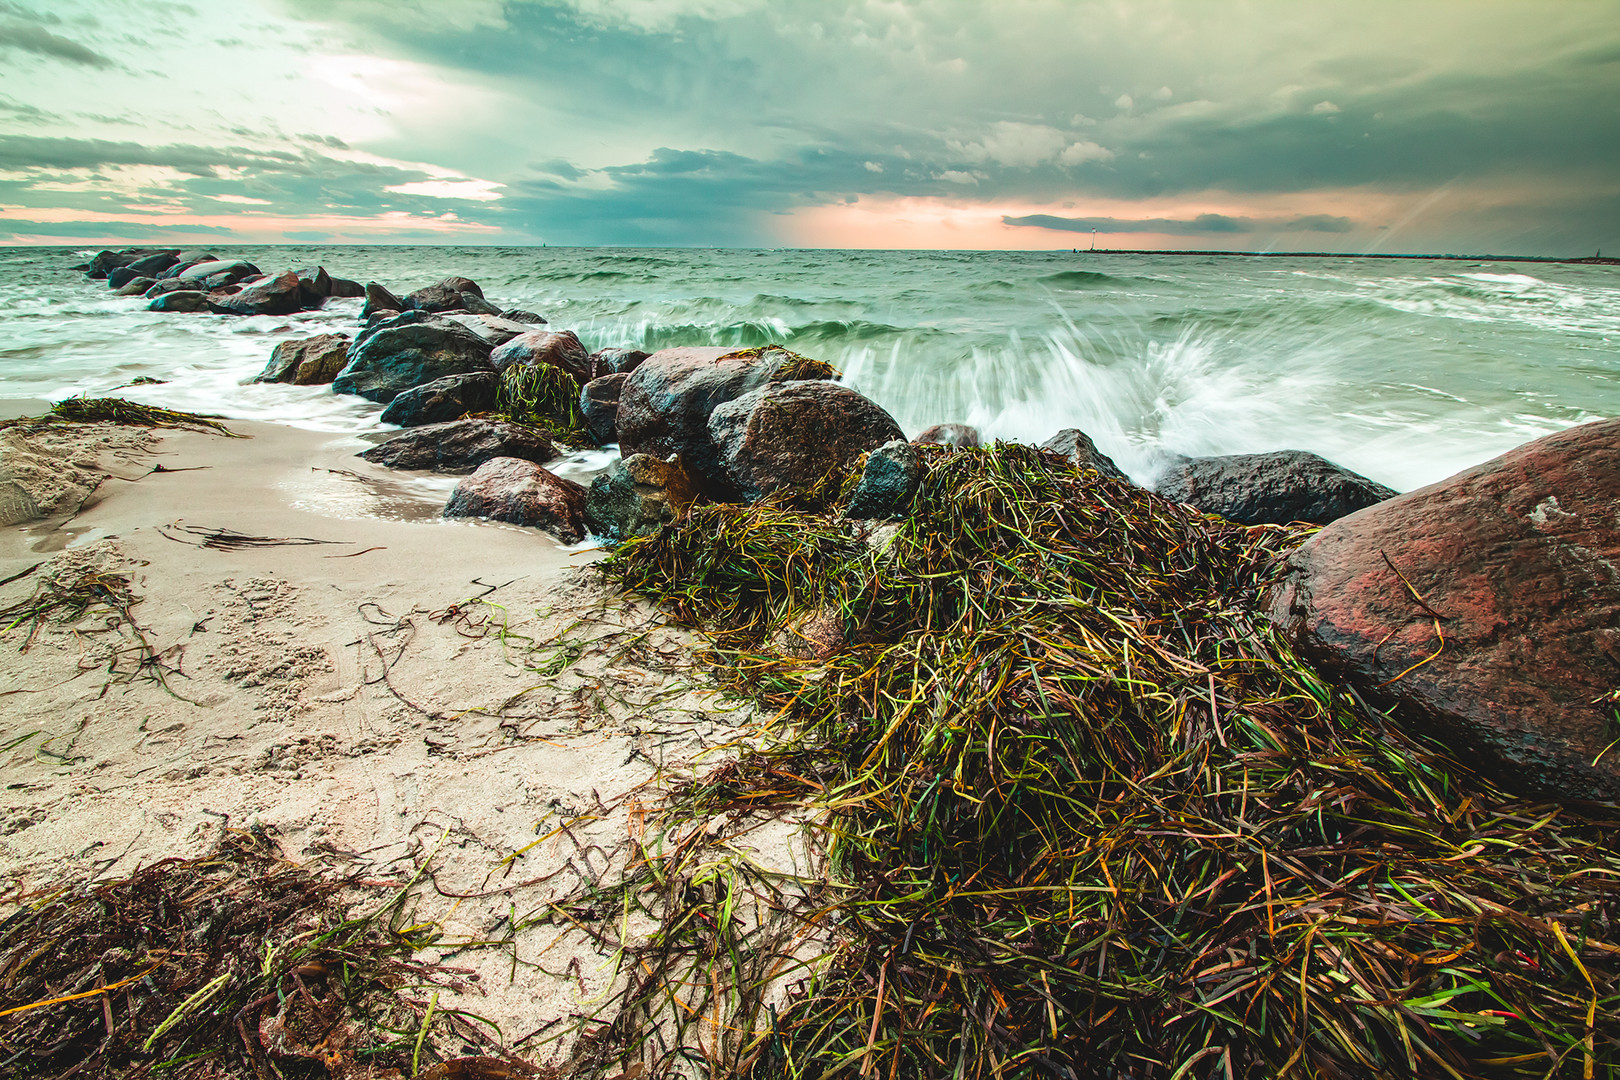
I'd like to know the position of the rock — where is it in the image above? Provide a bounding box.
[87,248,174,278]
[914,423,981,448]
[253,333,351,385]
[360,418,553,473]
[1040,429,1128,483]
[579,373,627,444]
[1266,419,1620,801]
[175,249,216,265]
[106,266,144,290]
[126,252,179,277]
[148,291,213,313]
[443,313,537,347]
[846,439,921,519]
[331,313,495,403]
[178,259,259,284]
[405,278,485,313]
[444,456,586,542]
[583,453,697,543]
[328,277,364,298]
[617,345,840,499]
[1156,450,1395,525]
[588,347,650,381]
[457,292,504,316]
[502,309,547,324]
[379,371,499,427]
[490,330,592,383]
[709,381,905,503]
[295,266,332,305]
[145,278,204,298]
[209,271,309,317]
[154,260,201,280]
[112,276,156,296]
[361,281,405,319]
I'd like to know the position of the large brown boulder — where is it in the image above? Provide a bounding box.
[617,346,839,499]
[209,271,309,317]
[1157,449,1395,525]
[444,457,586,542]
[1266,419,1620,801]
[490,330,592,384]
[358,418,552,473]
[584,453,697,543]
[708,381,904,502]
[253,334,350,385]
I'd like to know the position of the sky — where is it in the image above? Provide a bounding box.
[0,0,1617,253]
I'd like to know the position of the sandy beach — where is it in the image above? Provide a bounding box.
[0,417,813,1064]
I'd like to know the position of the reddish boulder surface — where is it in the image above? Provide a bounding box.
[1266,419,1620,801]
[443,457,586,542]
[490,330,592,383]
[914,422,981,448]
[708,381,905,502]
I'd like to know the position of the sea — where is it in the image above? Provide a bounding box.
[1,246,1616,493]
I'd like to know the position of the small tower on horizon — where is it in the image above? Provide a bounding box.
[1090,229,1097,251]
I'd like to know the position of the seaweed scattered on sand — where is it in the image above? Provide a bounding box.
[157,523,347,551]
[592,442,1620,1078]
[494,366,591,445]
[36,397,243,437]
[0,830,542,1079]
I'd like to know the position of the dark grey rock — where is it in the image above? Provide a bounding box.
[709,381,905,503]
[112,276,156,296]
[444,456,586,542]
[359,418,553,473]
[178,259,259,283]
[502,309,547,324]
[443,314,542,348]
[1156,450,1397,525]
[328,277,364,298]
[106,265,144,290]
[1040,429,1128,483]
[253,334,351,385]
[584,453,697,543]
[361,281,405,319]
[332,314,495,403]
[456,292,503,316]
[588,347,650,381]
[379,371,499,427]
[405,278,486,313]
[579,373,627,445]
[144,278,204,298]
[295,266,332,305]
[209,271,307,317]
[148,291,213,313]
[127,252,179,276]
[847,440,921,519]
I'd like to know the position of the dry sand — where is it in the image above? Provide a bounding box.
[0,417,821,1067]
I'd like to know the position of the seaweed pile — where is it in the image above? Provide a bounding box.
[0,831,532,1079]
[597,443,1620,1078]
[494,366,590,446]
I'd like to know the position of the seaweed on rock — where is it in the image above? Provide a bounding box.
[597,442,1620,1079]
[493,364,591,446]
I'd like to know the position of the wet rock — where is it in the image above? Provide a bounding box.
[112,276,156,296]
[584,453,697,543]
[105,265,145,290]
[147,291,213,313]
[359,418,553,473]
[87,248,175,279]
[914,423,981,448]
[579,373,627,445]
[1266,418,1620,801]
[443,313,537,347]
[458,292,503,316]
[1040,428,1128,483]
[361,281,405,319]
[405,277,486,313]
[709,381,905,503]
[1156,450,1395,525]
[328,277,364,298]
[444,456,586,542]
[178,259,259,284]
[253,333,351,385]
[209,271,308,317]
[294,266,332,306]
[144,278,204,298]
[490,330,592,383]
[846,439,920,519]
[332,313,495,403]
[126,252,179,277]
[588,347,650,381]
[379,370,499,427]
[502,309,547,324]
[617,345,840,499]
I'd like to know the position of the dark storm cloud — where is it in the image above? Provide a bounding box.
[0,135,307,175]
[1004,213,1355,235]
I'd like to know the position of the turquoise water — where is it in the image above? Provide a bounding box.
[1,246,1616,490]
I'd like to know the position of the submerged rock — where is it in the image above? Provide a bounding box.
[617,345,839,499]
[579,373,627,445]
[847,439,921,519]
[584,453,697,543]
[444,456,586,542]
[1040,428,1128,483]
[1267,418,1620,801]
[708,380,905,503]
[359,418,552,473]
[379,370,499,427]
[332,313,495,403]
[253,334,351,385]
[1156,450,1394,525]
[914,423,981,448]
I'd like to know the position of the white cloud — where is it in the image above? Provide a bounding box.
[1114,93,1134,109]
[864,160,884,172]
[211,194,273,205]
[384,179,505,201]
[957,121,1067,167]
[936,170,981,185]
[1312,100,1341,114]
[1153,86,1173,100]
[1059,140,1115,166]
